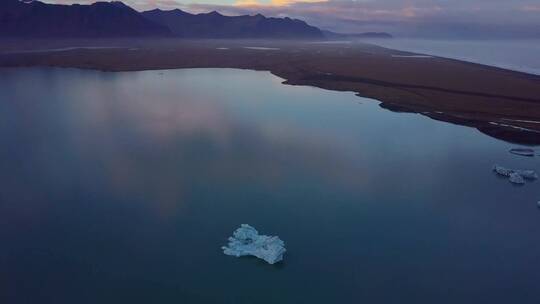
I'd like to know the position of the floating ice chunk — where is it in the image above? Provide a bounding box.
[222,224,286,265]
[515,170,539,180]
[509,172,526,184]
[493,165,538,184]
[509,148,535,157]
[493,165,512,177]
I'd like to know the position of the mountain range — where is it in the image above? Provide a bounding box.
[0,0,170,37]
[0,0,389,40]
[142,9,322,39]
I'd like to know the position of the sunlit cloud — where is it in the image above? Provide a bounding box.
[234,0,327,7]
[235,0,261,6]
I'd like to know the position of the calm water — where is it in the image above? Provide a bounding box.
[1,68,540,303]
[364,38,540,75]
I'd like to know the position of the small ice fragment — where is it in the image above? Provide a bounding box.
[493,165,512,177]
[514,170,539,180]
[222,224,286,265]
[509,148,535,157]
[493,165,538,184]
[509,172,526,184]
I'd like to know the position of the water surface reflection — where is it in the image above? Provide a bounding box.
[1,68,540,303]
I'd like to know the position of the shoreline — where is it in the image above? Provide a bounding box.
[2,39,540,144]
[358,38,540,77]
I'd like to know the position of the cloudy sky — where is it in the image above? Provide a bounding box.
[44,1,540,38]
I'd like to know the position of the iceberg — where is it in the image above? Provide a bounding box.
[509,172,525,184]
[514,169,539,180]
[493,165,538,184]
[493,165,512,177]
[222,224,286,265]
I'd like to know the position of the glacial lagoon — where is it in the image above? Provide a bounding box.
[1,68,540,303]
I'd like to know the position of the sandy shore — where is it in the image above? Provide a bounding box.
[1,38,540,144]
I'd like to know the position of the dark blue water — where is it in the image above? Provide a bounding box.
[1,68,540,303]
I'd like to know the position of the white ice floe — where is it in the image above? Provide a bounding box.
[243,47,280,51]
[515,169,539,180]
[509,172,526,184]
[509,148,535,157]
[493,165,538,184]
[222,224,286,264]
[493,165,512,177]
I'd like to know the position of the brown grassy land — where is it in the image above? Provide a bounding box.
[1,39,540,144]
